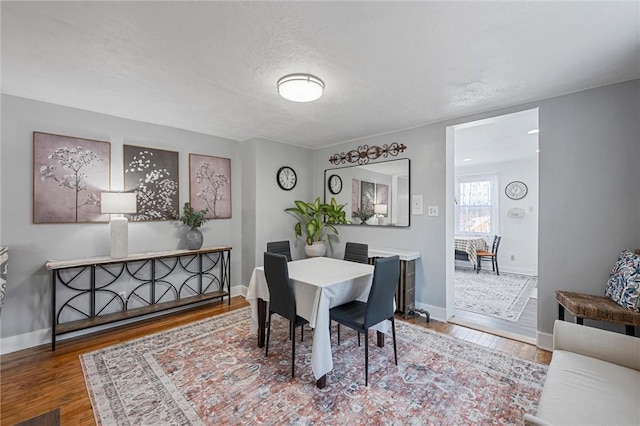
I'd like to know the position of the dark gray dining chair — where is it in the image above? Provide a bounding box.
[263,252,308,377]
[266,240,292,262]
[330,255,400,386]
[344,242,369,264]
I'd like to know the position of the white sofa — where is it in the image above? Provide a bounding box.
[524,320,640,425]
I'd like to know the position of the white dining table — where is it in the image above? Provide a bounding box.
[246,256,389,388]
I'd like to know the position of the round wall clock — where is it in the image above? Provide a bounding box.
[276,166,297,191]
[328,174,342,194]
[505,181,528,200]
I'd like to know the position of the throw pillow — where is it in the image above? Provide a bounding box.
[604,249,640,312]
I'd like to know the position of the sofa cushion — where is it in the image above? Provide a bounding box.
[536,350,640,425]
[604,249,640,312]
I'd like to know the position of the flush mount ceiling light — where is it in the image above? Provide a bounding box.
[527,128,540,134]
[277,74,325,102]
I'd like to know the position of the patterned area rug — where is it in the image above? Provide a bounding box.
[455,269,538,322]
[81,307,546,425]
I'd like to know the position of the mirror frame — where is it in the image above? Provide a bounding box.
[324,158,411,227]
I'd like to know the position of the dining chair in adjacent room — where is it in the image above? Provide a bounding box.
[344,242,369,264]
[477,235,502,275]
[330,255,400,386]
[263,252,308,378]
[266,240,292,262]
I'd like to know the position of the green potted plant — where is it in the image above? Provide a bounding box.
[285,197,348,257]
[174,202,209,250]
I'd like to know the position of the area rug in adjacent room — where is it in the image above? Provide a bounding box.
[455,268,538,322]
[81,307,546,425]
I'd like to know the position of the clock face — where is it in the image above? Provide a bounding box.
[277,166,297,190]
[328,174,342,194]
[505,181,528,200]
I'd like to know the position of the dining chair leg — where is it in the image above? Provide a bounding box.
[291,321,296,378]
[495,257,499,275]
[337,323,341,345]
[364,330,369,386]
[391,317,398,365]
[301,324,304,341]
[265,312,272,357]
[358,332,361,347]
[477,257,481,274]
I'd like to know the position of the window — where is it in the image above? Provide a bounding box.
[455,174,499,235]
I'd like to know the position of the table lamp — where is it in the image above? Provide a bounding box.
[101,192,137,258]
[374,204,387,225]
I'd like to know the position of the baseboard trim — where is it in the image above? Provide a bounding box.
[537,330,553,352]
[1,285,246,355]
[413,303,447,322]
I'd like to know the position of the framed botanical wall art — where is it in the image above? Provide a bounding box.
[124,145,179,221]
[360,180,375,214]
[189,154,231,219]
[33,132,110,223]
[376,183,389,216]
[351,179,360,217]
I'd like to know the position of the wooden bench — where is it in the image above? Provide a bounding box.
[556,290,640,336]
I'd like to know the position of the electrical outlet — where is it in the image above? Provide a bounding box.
[510,255,515,261]
[427,206,439,216]
[119,291,127,300]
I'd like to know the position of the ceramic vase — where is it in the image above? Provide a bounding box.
[185,228,204,250]
[304,241,327,257]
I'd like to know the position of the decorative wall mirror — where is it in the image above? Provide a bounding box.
[324,158,410,227]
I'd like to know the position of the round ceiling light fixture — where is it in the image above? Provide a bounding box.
[277,74,325,102]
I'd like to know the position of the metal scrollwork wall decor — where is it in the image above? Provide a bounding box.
[329,142,407,165]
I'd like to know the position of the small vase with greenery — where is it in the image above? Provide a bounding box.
[174,202,208,250]
[285,197,348,257]
[353,207,375,224]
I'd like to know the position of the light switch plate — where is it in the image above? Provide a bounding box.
[412,195,423,215]
[427,206,439,216]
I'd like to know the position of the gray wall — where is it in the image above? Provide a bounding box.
[537,80,640,333]
[2,79,638,349]
[313,79,639,336]
[1,95,243,343]
[241,138,313,283]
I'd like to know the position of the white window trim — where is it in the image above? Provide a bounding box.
[454,173,500,236]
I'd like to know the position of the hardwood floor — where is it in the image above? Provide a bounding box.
[1,296,551,425]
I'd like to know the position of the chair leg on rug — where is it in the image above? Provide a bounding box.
[265,312,272,357]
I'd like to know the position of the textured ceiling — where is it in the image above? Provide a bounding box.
[2,1,639,148]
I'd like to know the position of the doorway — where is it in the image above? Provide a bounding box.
[445,109,539,344]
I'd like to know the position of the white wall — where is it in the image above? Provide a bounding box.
[1,95,243,349]
[313,79,639,338]
[455,158,539,275]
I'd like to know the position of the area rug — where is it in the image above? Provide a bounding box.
[455,269,538,322]
[81,307,546,425]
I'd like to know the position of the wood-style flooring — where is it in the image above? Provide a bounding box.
[1,296,551,425]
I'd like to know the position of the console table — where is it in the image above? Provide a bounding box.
[368,247,428,321]
[45,246,231,350]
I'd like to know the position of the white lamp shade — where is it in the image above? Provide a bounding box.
[277,74,324,102]
[374,204,388,215]
[101,192,137,214]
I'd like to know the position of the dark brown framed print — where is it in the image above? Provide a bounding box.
[124,145,179,221]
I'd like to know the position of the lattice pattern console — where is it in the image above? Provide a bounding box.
[45,246,231,350]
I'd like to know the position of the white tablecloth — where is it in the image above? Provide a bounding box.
[246,257,386,380]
